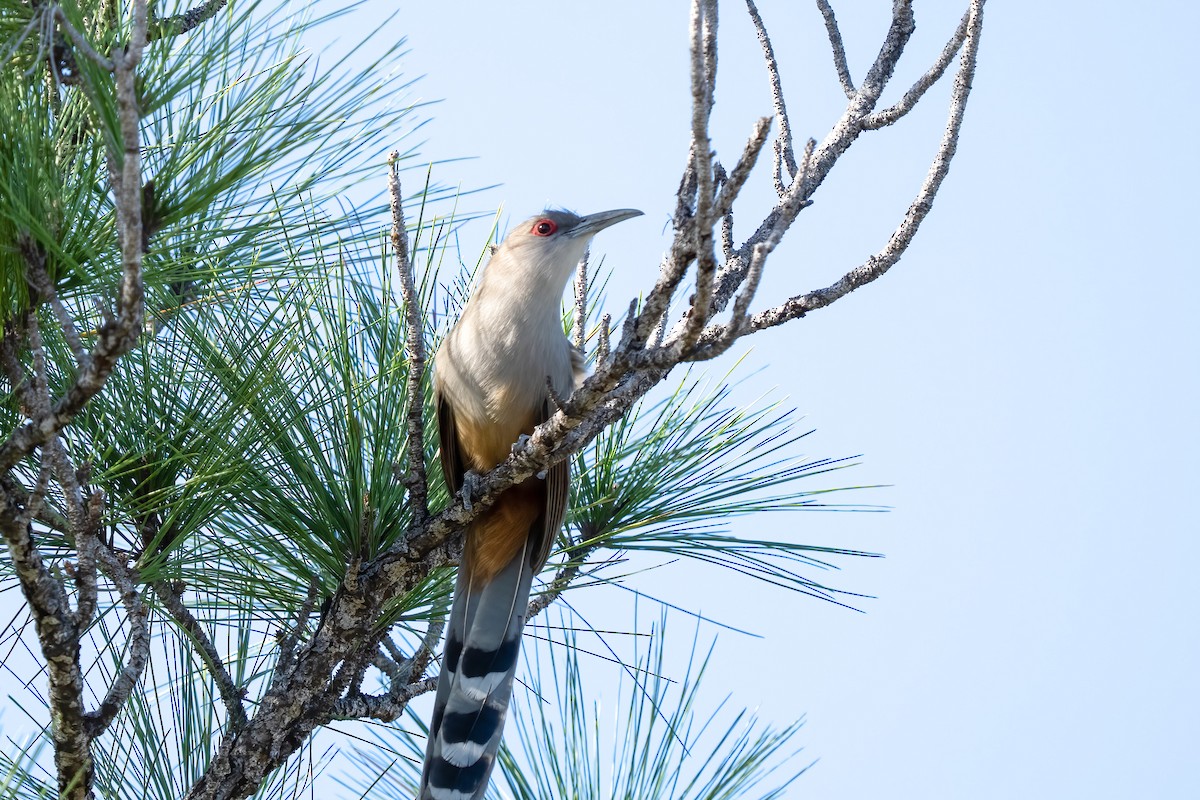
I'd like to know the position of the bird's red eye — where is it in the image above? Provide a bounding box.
[531,219,558,237]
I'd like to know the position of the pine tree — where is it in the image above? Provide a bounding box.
[0,1,984,797]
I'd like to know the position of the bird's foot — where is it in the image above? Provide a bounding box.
[460,471,483,512]
[511,434,531,455]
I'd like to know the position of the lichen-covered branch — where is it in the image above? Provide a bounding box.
[180,1,987,796]
[745,0,797,186]
[0,3,153,797]
[864,7,972,130]
[151,580,248,731]
[816,0,856,97]
[394,613,445,688]
[148,0,229,41]
[388,153,430,528]
[681,0,720,350]
[272,575,321,683]
[572,251,590,352]
[0,0,148,474]
[526,525,604,622]
[0,502,91,797]
[83,545,150,738]
[328,676,438,723]
[733,0,985,336]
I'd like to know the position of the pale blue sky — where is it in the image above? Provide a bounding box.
[4,1,1197,798]
[348,1,1198,797]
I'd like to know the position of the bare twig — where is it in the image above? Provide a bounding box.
[16,462,51,531]
[388,152,429,527]
[394,612,446,687]
[71,489,103,630]
[378,633,406,670]
[713,116,772,220]
[148,0,229,41]
[49,295,89,368]
[619,296,641,351]
[719,206,735,264]
[797,0,915,202]
[545,376,567,414]
[111,0,149,333]
[7,311,99,673]
[745,1,797,181]
[701,0,718,99]
[84,548,150,738]
[380,633,406,665]
[681,0,720,351]
[649,305,668,348]
[816,0,856,97]
[274,574,321,681]
[733,0,985,336]
[0,473,68,533]
[625,168,698,353]
[797,136,816,187]
[733,0,915,272]
[527,528,602,621]
[711,136,814,319]
[0,3,152,795]
[0,490,87,799]
[704,118,772,319]
[849,0,916,110]
[328,676,438,723]
[42,438,97,629]
[573,251,589,352]
[24,311,51,421]
[0,0,149,475]
[372,647,403,682]
[730,243,768,327]
[152,581,248,731]
[864,8,972,130]
[596,313,611,366]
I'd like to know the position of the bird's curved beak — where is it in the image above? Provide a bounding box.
[566,208,643,239]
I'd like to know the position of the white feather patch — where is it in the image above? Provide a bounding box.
[442,738,488,767]
[430,786,474,800]
[458,671,506,702]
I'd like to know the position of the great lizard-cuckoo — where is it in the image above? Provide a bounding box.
[418,208,642,800]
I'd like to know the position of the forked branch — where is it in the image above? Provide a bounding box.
[0,3,153,797]
[35,2,983,797]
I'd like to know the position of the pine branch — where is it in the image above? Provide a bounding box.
[388,153,430,528]
[0,0,987,796]
[148,0,229,41]
[0,2,152,796]
[150,580,248,731]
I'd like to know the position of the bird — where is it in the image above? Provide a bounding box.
[418,208,642,800]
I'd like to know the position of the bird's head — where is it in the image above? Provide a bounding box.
[497,208,643,282]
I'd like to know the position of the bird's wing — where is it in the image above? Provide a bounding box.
[437,391,464,496]
[533,396,569,571]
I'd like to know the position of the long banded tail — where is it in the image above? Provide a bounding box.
[418,542,535,800]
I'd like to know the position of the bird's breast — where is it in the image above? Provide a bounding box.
[434,310,574,470]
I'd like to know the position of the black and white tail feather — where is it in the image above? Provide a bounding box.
[418,395,567,800]
[418,541,536,800]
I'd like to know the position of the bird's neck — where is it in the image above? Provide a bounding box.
[476,250,574,328]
